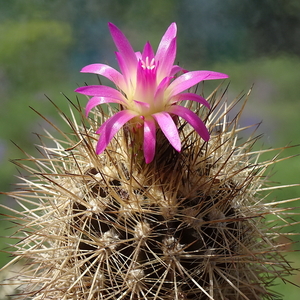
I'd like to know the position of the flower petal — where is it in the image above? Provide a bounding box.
[81,63,126,90]
[156,23,177,63]
[115,52,132,87]
[75,85,126,99]
[95,110,138,154]
[86,96,125,116]
[143,117,156,163]
[108,23,137,74]
[152,112,181,152]
[133,100,150,115]
[134,100,150,109]
[170,65,185,76]
[142,42,155,61]
[157,37,177,81]
[167,71,228,97]
[171,93,210,108]
[135,59,156,100]
[135,51,142,63]
[154,76,172,103]
[168,105,210,141]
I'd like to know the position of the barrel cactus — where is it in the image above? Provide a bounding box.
[1,22,298,300]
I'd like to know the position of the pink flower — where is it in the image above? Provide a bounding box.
[75,23,228,163]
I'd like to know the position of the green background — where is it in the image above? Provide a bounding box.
[0,0,299,298]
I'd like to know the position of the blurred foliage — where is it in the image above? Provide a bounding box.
[0,19,72,89]
[0,0,299,297]
[177,0,300,63]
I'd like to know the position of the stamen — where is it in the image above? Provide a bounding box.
[141,56,156,70]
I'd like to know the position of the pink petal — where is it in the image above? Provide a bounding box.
[95,110,138,154]
[156,23,177,63]
[143,117,156,164]
[171,93,210,108]
[134,100,150,109]
[86,96,125,116]
[142,42,155,61]
[170,65,185,76]
[154,77,172,103]
[168,105,210,141]
[81,64,126,90]
[108,23,137,74]
[167,71,228,97]
[135,51,142,60]
[75,85,125,99]
[115,52,132,85]
[152,112,181,152]
[157,37,177,81]
[136,59,156,95]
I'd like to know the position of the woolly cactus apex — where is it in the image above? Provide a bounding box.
[1,86,299,300]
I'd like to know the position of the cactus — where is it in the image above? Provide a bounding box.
[1,85,299,299]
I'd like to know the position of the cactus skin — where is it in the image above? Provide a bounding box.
[1,87,299,299]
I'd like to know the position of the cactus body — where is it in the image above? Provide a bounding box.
[1,88,298,299]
